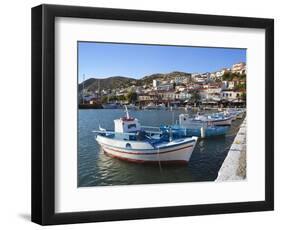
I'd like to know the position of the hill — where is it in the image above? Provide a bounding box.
[142,71,192,84]
[78,76,136,91]
[79,71,192,92]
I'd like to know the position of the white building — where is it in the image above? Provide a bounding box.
[175,85,187,92]
[194,75,207,83]
[215,68,229,78]
[228,81,235,89]
[199,89,220,100]
[210,73,216,80]
[157,83,174,91]
[191,73,200,80]
[160,90,177,101]
[221,81,228,89]
[231,62,246,74]
[179,90,191,101]
[220,90,243,101]
[175,74,191,84]
[201,72,211,80]
[207,87,221,94]
[152,79,160,89]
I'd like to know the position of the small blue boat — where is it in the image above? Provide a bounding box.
[159,113,230,138]
[160,124,230,138]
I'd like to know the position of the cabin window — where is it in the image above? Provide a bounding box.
[128,124,136,129]
[126,143,132,149]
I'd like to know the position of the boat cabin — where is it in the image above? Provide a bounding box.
[114,111,141,133]
[179,114,190,126]
[114,117,141,133]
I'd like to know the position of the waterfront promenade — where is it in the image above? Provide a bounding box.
[216,117,247,181]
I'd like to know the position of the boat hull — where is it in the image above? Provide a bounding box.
[102,104,122,109]
[236,112,244,119]
[208,118,232,126]
[162,125,229,138]
[96,135,197,164]
[191,114,233,126]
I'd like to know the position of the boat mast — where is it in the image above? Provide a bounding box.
[124,105,129,119]
[98,79,100,99]
[82,74,85,104]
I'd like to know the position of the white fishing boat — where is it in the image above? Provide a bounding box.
[125,104,138,110]
[143,102,158,110]
[166,114,230,138]
[157,103,166,110]
[184,105,192,111]
[236,109,245,119]
[236,112,244,119]
[225,108,245,119]
[192,112,233,126]
[94,107,198,164]
[207,113,233,126]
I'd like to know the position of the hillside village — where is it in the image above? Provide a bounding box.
[79,62,246,108]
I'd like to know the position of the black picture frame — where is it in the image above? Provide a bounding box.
[31,4,274,225]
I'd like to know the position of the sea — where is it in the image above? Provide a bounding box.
[78,109,244,187]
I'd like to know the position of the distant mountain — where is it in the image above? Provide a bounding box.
[78,76,136,91]
[79,71,192,92]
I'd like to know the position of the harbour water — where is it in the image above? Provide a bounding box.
[78,109,244,187]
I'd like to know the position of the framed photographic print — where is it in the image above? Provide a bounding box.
[31,4,274,225]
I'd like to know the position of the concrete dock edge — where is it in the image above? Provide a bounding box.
[216,117,247,181]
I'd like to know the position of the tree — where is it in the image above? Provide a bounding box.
[117,95,126,101]
[241,92,246,101]
[240,73,246,80]
[126,91,138,103]
[190,90,201,103]
[234,83,246,91]
[101,96,108,104]
[110,95,118,101]
[222,72,232,81]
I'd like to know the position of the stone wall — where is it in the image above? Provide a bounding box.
[216,117,247,181]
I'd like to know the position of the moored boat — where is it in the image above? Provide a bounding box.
[159,113,230,138]
[160,124,229,139]
[143,102,158,110]
[192,112,233,126]
[157,103,166,110]
[225,108,245,119]
[125,104,138,110]
[94,107,198,164]
[207,113,233,126]
[102,102,122,109]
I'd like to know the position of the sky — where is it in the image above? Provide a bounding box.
[78,42,246,83]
